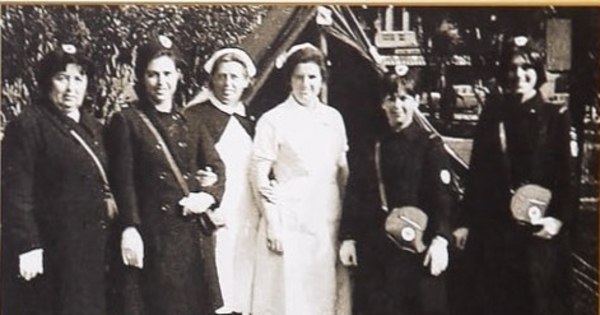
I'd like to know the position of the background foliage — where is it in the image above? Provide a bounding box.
[1,5,268,121]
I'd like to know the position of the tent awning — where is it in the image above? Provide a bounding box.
[240,6,384,103]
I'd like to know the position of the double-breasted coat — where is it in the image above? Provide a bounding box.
[340,122,453,315]
[105,102,224,315]
[185,99,259,314]
[1,102,112,315]
[459,93,575,315]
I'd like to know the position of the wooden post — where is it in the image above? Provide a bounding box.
[319,27,329,104]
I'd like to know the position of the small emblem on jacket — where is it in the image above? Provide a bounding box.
[440,169,451,184]
[570,128,578,157]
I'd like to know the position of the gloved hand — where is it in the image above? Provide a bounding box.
[121,227,144,269]
[19,248,44,281]
[196,167,218,187]
[339,240,358,266]
[179,192,216,216]
[423,236,449,276]
[531,216,563,240]
[452,227,469,250]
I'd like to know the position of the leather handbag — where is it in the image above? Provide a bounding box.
[510,184,552,224]
[498,122,552,225]
[384,206,428,253]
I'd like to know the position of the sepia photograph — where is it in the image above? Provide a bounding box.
[0,4,598,315]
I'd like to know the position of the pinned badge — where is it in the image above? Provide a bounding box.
[395,64,409,77]
[440,169,451,185]
[61,44,77,54]
[528,206,543,221]
[570,140,579,158]
[570,128,579,157]
[158,35,173,49]
[401,226,416,242]
[514,36,528,47]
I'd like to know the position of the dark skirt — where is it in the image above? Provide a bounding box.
[353,231,448,315]
[461,226,573,315]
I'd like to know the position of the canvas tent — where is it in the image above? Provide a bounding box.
[237,5,469,183]
[241,6,386,148]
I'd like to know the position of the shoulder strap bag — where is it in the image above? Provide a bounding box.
[375,141,428,253]
[136,110,218,235]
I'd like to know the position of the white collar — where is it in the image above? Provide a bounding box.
[284,95,324,112]
[65,109,81,123]
[208,92,246,117]
[154,102,173,113]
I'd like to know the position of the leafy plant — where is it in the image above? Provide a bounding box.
[1,5,268,121]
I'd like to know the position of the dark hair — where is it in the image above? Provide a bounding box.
[37,46,94,99]
[282,46,328,83]
[134,36,186,105]
[380,71,417,100]
[498,36,546,90]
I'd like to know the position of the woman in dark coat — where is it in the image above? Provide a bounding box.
[105,35,224,315]
[455,36,575,315]
[339,67,453,315]
[1,43,116,315]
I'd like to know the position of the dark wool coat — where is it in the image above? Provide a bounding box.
[459,93,575,315]
[105,102,225,315]
[340,122,453,315]
[1,102,112,315]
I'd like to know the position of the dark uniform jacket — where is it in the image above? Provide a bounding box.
[340,122,453,315]
[341,122,452,243]
[184,100,255,142]
[460,93,574,315]
[1,102,111,315]
[105,102,225,315]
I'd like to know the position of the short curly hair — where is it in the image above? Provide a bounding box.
[37,46,94,99]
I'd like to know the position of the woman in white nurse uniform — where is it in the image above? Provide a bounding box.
[185,48,259,315]
[251,43,351,315]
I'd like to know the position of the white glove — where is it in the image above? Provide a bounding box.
[452,227,469,250]
[339,240,358,266]
[531,216,563,240]
[179,192,216,216]
[196,167,218,187]
[423,236,449,276]
[19,248,44,281]
[121,227,144,269]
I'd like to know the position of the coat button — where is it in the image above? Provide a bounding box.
[99,221,107,230]
[155,144,161,150]
[161,205,170,212]
[159,172,167,180]
[177,141,187,148]
[172,114,178,121]
[183,173,189,180]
